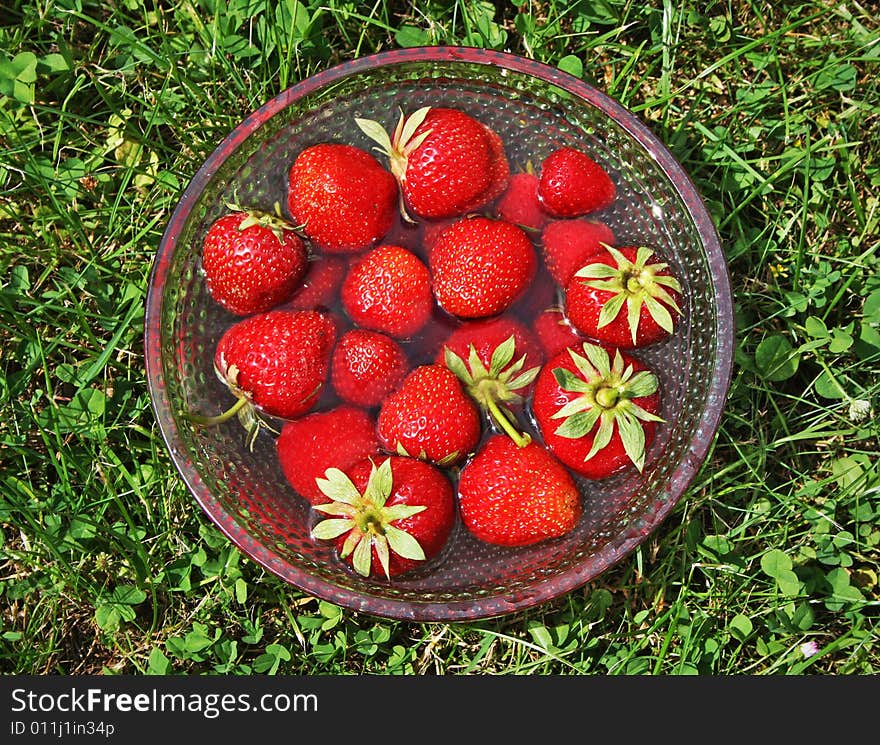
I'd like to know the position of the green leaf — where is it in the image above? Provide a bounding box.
[364,457,393,507]
[616,411,647,471]
[94,605,122,632]
[814,369,847,399]
[755,334,800,381]
[351,534,372,577]
[626,370,659,398]
[554,408,600,439]
[443,346,473,384]
[234,578,248,604]
[395,25,431,48]
[597,292,627,329]
[558,54,583,78]
[385,525,425,562]
[355,117,393,154]
[760,549,793,578]
[577,344,611,379]
[552,367,590,393]
[110,585,147,605]
[728,614,753,641]
[383,504,427,522]
[583,412,614,462]
[147,647,171,675]
[374,535,391,578]
[315,468,362,505]
[489,335,516,376]
[311,518,354,540]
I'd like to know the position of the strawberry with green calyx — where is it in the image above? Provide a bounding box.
[202,209,308,316]
[532,341,664,479]
[311,456,455,579]
[436,319,543,448]
[457,436,582,547]
[565,245,683,348]
[287,142,398,253]
[356,106,508,221]
[277,405,381,506]
[377,364,481,467]
[183,309,337,449]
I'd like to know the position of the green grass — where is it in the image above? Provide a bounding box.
[1,0,878,675]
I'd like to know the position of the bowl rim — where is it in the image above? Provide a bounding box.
[144,45,734,622]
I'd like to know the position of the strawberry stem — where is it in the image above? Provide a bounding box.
[485,395,531,448]
[180,394,249,427]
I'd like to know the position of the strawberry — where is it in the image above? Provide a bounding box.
[311,455,455,578]
[534,306,587,358]
[341,244,433,338]
[377,364,481,466]
[564,245,683,348]
[493,170,549,231]
[436,317,543,447]
[201,210,308,316]
[541,218,616,287]
[430,216,536,319]
[532,341,663,479]
[457,436,582,547]
[356,107,509,220]
[276,405,381,506]
[287,143,397,253]
[184,310,337,447]
[286,254,347,312]
[537,146,616,218]
[331,329,410,408]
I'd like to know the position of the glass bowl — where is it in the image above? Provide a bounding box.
[144,47,733,622]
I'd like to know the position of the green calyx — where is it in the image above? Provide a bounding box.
[550,342,664,472]
[355,107,433,223]
[311,459,427,579]
[574,245,683,346]
[443,335,539,448]
[225,199,299,244]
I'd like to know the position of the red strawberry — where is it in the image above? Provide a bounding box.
[377,364,481,466]
[356,107,509,220]
[534,307,587,358]
[341,244,433,338]
[537,146,616,218]
[430,216,536,319]
[276,405,380,505]
[532,342,663,479]
[493,171,549,231]
[185,310,337,447]
[564,245,683,348]
[436,317,543,447]
[541,218,616,287]
[311,455,455,578]
[331,329,410,408]
[287,143,397,253]
[202,210,308,316]
[286,254,347,312]
[457,436,582,547]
